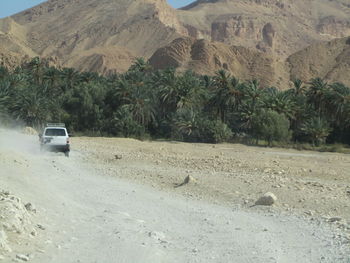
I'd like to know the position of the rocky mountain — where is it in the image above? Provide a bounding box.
[288,36,350,85]
[0,0,350,87]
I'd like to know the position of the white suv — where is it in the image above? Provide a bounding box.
[39,123,70,157]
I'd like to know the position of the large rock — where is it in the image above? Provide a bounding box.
[255,192,277,206]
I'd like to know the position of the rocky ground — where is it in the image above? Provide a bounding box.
[0,130,349,262]
[74,137,350,224]
[0,190,38,261]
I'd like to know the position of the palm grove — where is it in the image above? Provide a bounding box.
[0,57,349,147]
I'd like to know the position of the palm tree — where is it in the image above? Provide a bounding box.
[80,71,100,83]
[264,88,296,119]
[307,78,329,116]
[292,79,305,96]
[210,70,242,122]
[25,57,46,85]
[43,67,62,95]
[9,84,54,128]
[242,79,263,108]
[326,83,350,126]
[128,58,152,73]
[155,68,179,113]
[113,76,133,105]
[60,68,82,91]
[0,80,11,112]
[0,66,9,80]
[203,75,214,89]
[301,117,332,146]
[236,80,264,130]
[128,87,156,127]
[176,71,205,111]
[113,73,156,128]
[173,108,198,139]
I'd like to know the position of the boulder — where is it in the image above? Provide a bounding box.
[255,192,277,206]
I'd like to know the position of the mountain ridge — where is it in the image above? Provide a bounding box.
[0,0,350,87]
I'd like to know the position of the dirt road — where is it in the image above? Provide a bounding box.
[0,130,349,262]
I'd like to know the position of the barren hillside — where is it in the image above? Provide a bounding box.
[288,37,350,85]
[0,0,349,87]
[6,0,184,72]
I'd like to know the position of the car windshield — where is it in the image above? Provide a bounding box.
[45,128,66,136]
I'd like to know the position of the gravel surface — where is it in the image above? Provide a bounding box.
[0,130,349,262]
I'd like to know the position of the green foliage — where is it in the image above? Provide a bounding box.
[301,117,332,146]
[198,119,233,143]
[251,110,291,146]
[171,109,232,143]
[108,105,146,138]
[0,58,349,147]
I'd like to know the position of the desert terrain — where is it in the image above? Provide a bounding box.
[0,129,349,262]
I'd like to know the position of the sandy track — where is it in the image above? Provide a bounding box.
[0,130,349,262]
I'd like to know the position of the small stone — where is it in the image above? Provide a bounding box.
[175,175,196,187]
[25,203,36,213]
[255,192,277,206]
[148,231,166,241]
[305,210,314,216]
[329,217,342,223]
[16,254,29,262]
[114,155,122,160]
[37,224,45,230]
